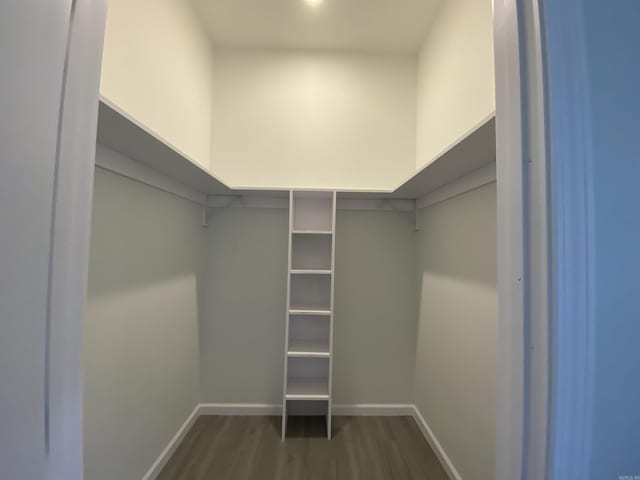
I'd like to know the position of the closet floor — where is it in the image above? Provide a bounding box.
[157,415,448,480]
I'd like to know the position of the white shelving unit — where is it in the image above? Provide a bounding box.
[282,190,336,440]
[98,99,495,202]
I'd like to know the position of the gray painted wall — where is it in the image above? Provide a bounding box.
[414,183,497,480]
[199,207,289,404]
[199,208,418,405]
[84,154,203,480]
[334,210,418,404]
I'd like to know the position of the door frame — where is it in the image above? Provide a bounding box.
[46,0,107,477]
[494,0,595,478]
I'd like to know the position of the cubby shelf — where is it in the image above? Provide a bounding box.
[290,269,332,275]
[287,340,331,358]
[283,190,336,440]
[285,378,330,400]
[288,306,332,315]
[292,230,333,235]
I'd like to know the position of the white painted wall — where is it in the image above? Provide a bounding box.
[84,150,203,480]
[209,50,417,190]
[100,0,214,169]
[99,0,494,186]
[416,0,495,169]
[414,183,497,480]
[199,207,418,405]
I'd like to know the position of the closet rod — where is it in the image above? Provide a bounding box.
[95,144,207,206]
[416,162,496,210]
[208,196,416,212]
[95,164,206,206]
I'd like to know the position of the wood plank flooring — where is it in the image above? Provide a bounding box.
[157,415,448,480]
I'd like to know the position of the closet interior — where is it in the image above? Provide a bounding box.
[85,0,498,479]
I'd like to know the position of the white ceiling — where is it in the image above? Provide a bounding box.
[190,0,444,52]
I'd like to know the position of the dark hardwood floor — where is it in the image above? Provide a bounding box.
[157,415,448,480]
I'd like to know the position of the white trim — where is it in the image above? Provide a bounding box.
[417,163,496,209]
[45,1,107,478]
[281,191,293,438]
[327,191,337,439]
[141,405,200,480]
[95,144,207,206]
[199,403,282,416]
[196,403,415,417]
[411,406,462,480]
[494,0,563,477]
[521,0,552,477]
[332,404,414,416]
[493,0,527,478]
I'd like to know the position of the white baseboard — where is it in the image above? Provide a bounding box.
[197,402,414,417]
[141,404,200,480]
[332,403,414,416]
[411,406,462,480]
[199,403,281,416]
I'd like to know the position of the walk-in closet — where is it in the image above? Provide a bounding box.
[85,0,497,478]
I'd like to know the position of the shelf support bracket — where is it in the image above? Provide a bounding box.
[202,195,211,228]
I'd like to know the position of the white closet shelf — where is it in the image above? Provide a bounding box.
[292,230,333,235]
[98,99,495,201]
[289,306,332,316]
[96,98,289,198]
[287,340,330,358]
[338,114,496,200]
[290,269,332,275]
[286,377,329,400]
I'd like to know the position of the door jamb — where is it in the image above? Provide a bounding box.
[494,0,595,478]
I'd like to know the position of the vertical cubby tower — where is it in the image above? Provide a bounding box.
[282,190,336,439]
